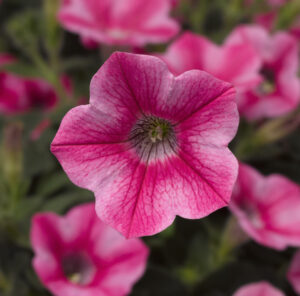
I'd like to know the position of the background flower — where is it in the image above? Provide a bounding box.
[233,281,285,296]
[230,163,300,250]
[226,25,300,120]
[58,0,179,46]
[31,203,149,296]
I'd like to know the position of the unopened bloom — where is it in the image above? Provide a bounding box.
[51,52,239,238]
[287,250,300,295]
[31,203,148,296]
[230,163,300,250]
[159,31,261,94]
[233,281,285,296]
[226,25,300,120]
[58,0,179,47]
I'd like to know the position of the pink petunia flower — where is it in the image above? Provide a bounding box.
[287,250,300,295]
[58,0,179,47]
[233,281,285,296]
[31,203,149,296]
[159,31,261,95]
[230,163,300,250]
[0,73,58,115]
[51,52,239,238]
[226,25,300,120]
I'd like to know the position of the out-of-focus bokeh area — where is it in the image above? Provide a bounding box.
[0,0,300,295]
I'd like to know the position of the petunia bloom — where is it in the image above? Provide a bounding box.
[233,281,285,296]
[226,25,300,120]
[230,163,300,250]
[51,52,239,238]
[0,73,58,115]
[31,203,149,296]
[287,250,300,295]
[58,0,179,47]
[159,31,261,95]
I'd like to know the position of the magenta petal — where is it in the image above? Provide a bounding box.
[287,250,300,295]
[51,105,138,191]
[156,70,235,123]
[90,52,174,118]
[233,282,285,296]
[95,147,237,238]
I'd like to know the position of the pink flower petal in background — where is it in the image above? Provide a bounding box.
[226,25,300,120]
[254,11,277,31]
[233,281,285,296]
[267,0,288,7]
[0,72,30,114]
[58,0,179,47]
[159,31,261,102]
[51,52,239,238]
[290,17,300,40]
[0,53,16,67]
[230,163,300,250]
[24,78,58,111]
[287,250,300,295]
[31,203,149,296]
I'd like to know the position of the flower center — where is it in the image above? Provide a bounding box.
[129,116,177,162]
[259,67,275,94]
[62,253,96,285]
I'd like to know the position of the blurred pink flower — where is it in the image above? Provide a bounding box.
[267,0,288,7]
[0,72,29,114]
[58,0,179,47]
[31,203,148,296]
[0,73,58,115]
[227,25,300,120]
[290,18,300,40]
[230,163,300,250]
[287,250,300,294]
[24,78,58,110]
[159,31,261,94]
[254,12,277,31]
[0,53,16,67]
[51,52,239,238]
[233,281,285,296]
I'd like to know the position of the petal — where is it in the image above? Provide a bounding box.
[31,214,64,283]
[233,282,285,296]
[288,250,300,295]
[95,145,237,238]
[176,83,238,146]
[51,105,139,191]
[91,52,174,118]
[157,70,235,124]
[160,32,220,76]
[216,43,261,91]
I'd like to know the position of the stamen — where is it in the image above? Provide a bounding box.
[259,67,275,94]
[62,253,96,285]
[129,116,177,162]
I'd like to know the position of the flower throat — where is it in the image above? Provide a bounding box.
[129,116,177,162]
